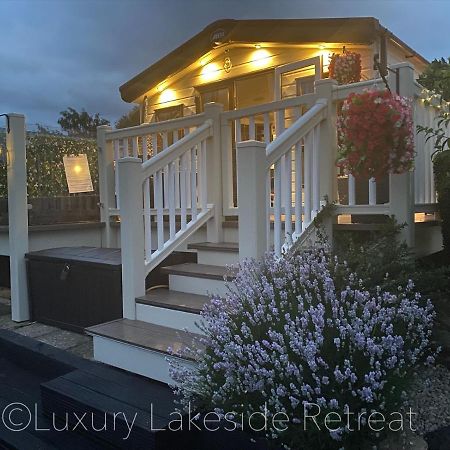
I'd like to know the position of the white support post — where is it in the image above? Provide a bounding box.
[203,102,224,242]
[6,114,30,322]
[117,157,145,320]
[237,141,267,260]
[314,79,338,204]
[97,125,115,247]
[388,63,415,247]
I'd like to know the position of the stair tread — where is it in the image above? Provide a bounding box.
[160,262,237,280]
[187,242,238,252]
[86,319,201,360]
[137,288,208,314]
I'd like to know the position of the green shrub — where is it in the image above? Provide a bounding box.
[0,132,98,198]
[434,150,450,256]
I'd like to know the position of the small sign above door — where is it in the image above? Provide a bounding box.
[63,154,93,194]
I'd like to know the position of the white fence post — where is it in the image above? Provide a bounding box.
[117,157,145,320]
[237,140,267,260]
[97,125,115,247]
[315,79,338,204]
[203,102,224,243]
[388,63,415,247]
[6,114,30,322]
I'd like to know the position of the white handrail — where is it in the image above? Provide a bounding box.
[266,100,327,167]
[141,120,212,181]
[221,93,317,123]
[105,113,206,140]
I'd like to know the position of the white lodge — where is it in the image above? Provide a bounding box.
[89,18,443,382]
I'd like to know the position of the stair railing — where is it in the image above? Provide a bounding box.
[117,103,223,319]
[237,80,337,259]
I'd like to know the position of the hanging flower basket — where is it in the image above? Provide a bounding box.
[329,50,362,85]
[337,90,414,179]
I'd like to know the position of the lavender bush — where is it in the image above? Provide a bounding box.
[170,248,436,449]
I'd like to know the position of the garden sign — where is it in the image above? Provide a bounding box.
[63,154,93,193]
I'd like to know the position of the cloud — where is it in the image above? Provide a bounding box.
[0,0,448,127]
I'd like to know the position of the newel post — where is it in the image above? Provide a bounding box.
[6,113,30,322]
[97,125,115,247]
[203,102,224,243]
[237,141,267,260]
[388,63,415,247]
[315,79,338,204]
[117,157,145,320]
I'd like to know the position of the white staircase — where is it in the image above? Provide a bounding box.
[86,241,238,384]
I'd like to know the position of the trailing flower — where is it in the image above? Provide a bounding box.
[329,51,362,85]
[337,90,414,179]
[169,248,436,450]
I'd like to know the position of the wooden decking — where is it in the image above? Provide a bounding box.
[160,262,237,281]
[137,288,208,314]
[86,319,202,361]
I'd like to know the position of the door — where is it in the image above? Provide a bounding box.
[274,56,322,101]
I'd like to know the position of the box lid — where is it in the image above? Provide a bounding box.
[26,247,121,269]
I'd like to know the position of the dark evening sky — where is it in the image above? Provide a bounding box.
[1,0,449,128]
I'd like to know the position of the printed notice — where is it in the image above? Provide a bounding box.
[63,154,94,194]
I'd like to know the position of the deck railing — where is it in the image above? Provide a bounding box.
[98,62,440,317]
[220,92,318,215]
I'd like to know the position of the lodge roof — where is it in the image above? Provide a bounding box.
[119,17,428,103]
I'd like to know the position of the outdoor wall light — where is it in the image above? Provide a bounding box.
[250,49,271,68]
[201,62,221,81]
[159,88,176,103]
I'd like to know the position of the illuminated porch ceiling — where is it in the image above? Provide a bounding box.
[120,17,429,103]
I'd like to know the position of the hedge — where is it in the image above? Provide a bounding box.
[0,132,98,198]
[434,150,450,255]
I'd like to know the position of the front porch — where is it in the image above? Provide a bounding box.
[89,62,442,383]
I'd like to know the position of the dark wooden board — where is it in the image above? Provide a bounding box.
[86,319,202,360]
[137,288,208,314]
[160,263,236,281]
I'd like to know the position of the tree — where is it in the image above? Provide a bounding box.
[418,57,450,102]
[115,105,141,129]
[57,107,110,138]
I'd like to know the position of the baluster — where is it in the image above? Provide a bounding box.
[312,125,320,214]
[235,118,241,142]
[304,130,312,224]
[180,153,187,230]
[132,136,138,158]
[162,132,169,207]
[200,139,207,210]
[348,174,356,206]
[123,138,129,157]
[368,177,377,205]
[155,169,164,250]
[183,127,191,208]
[173,131,180,209]
[151,133,157,156]
[142,138,151,260]
[295,140,303,235]
[276,109,286,136]
[263,113,271,143]
[168,161,176,239]
[190,147,197,221]
[274,159,282,257]
[284,147,292,243]
[114,140,120,209]
[249,116,255,140]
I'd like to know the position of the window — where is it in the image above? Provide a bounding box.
[296,75,315,96]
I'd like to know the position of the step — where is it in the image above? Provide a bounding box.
[136,288,208,333]
[86,319,200,384]
[160,263,236,296]
[188,242,239,266]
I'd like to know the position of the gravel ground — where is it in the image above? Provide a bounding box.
[406,365,450,436]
